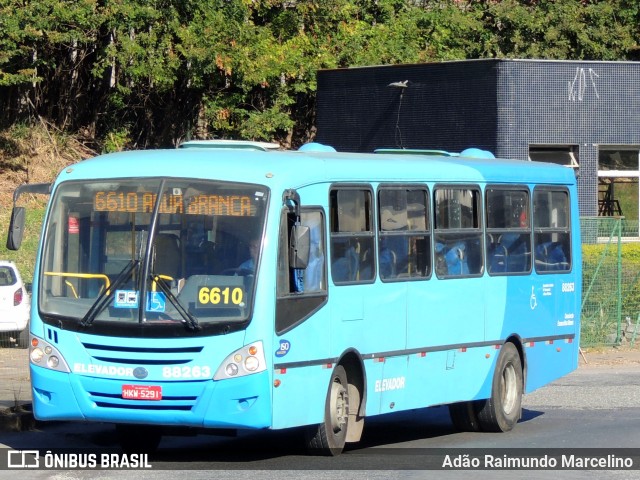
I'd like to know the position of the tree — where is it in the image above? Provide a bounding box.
[0,0,639,148]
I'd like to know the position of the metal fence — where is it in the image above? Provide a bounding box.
[1,217,639,408]
[581,216,640,347]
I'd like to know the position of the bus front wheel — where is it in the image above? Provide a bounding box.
[116,424,162,453]
[477,342,523,432]
[306,365,349,455]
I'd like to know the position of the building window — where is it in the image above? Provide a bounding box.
[529,145,579,170]
[598,148,639,231]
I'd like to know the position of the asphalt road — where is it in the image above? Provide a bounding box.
[0,363,639,479]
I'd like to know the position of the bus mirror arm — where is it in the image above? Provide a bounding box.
[12,182,52,204]
[283,188,301,218]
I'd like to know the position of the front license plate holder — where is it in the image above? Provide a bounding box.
[122,384,162,400]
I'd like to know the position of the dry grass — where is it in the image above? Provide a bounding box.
[0,122,97,208]
[0,123,98,281]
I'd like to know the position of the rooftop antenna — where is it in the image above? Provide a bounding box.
[388,80,409,149]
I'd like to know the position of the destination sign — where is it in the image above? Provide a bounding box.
[94,191,256,216]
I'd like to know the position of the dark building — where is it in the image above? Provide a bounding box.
[315,59,640,221]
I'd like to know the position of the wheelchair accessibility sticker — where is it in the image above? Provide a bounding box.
[530,286,537,310]
[146,292,166,313]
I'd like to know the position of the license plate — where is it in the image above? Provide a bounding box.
[122,385,162,401]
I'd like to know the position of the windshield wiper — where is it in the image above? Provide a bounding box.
[151,275,200,332]
[80,260,139,328]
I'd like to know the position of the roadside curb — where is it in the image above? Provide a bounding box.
[580,347,640,367]
[0,403,36,432]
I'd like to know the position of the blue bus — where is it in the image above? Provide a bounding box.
[7,141,581,454]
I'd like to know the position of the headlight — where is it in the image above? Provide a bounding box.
[30,348,44,363]
[30,336,70,373]
[244,356,260,372]
[214,341,266,380]
[47,356,60,369]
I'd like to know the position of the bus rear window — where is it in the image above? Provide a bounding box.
[533,188,571,273]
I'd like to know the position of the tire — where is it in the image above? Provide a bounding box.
[477,342,523,432]
[448,401,481,432]
[115,424,162,453]
[306,365,349,456]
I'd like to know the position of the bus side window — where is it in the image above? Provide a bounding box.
[434,186,483,278]
[533,188,571,273]
[302,213,326,292]
[275,207,328,334]
[485,187,532,275]
[277,209,327,295]
[330,187,375,284]
[378,186,431,281]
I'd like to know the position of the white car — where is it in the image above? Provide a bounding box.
[0,261,30,348]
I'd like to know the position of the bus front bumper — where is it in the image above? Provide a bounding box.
[30,365,272,430]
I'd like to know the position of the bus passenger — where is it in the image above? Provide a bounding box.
[185,222,219,275]
[303,223,324,292]
[238,238,260,273]
[379,237,398,279]
[332,241,359,282]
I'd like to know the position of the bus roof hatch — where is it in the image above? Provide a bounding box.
[179,140,281,151]
[374,148,457,157]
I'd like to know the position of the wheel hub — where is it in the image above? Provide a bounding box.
[329,380,348,433]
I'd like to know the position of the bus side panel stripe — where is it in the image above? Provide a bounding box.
[273,334,574,370]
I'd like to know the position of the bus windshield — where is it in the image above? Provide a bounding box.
[39,178,268,334]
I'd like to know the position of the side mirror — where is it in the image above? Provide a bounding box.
[6,182,51,251]
[289,225,310,269]
[6,206,26,251]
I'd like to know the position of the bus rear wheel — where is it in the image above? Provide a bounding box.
[477,342,523,432]
[448,401,481,432]
[306,365,349,455]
